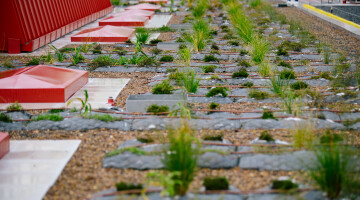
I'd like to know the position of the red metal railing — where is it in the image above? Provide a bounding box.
[0,0,113,53]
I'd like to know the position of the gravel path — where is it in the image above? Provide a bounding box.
[276,6,360,58]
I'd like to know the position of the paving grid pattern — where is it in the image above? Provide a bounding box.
[0,140,81,200]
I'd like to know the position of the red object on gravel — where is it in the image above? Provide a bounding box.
[124,3,162,11]
[0,132,10,159]
[0,65,88,103]
[71,26,135,42]
[112,10,155,19]
[0,0,113,53]
[99,15,149,27]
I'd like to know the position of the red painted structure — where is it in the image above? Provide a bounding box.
[0,132,10,159]
[0,66,88,103]
[0,0,113,54]
[99,15,149,27]
[113,10,155,19]
[125,3,162,11]
[71,26,135,42]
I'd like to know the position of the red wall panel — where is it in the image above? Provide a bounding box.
[0,0,113,53]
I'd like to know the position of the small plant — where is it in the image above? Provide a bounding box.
[182,71,200,93]
[204,55,219,62]
[311,72,333,80]
[137,56,157,67]
[279,69,296,79]
[41,52,55,64]
[292,120,314,148]
[0,113,12,123]
[115,182,143,191]
[34,114,63,121]
[49,44,66,62]
[232,68,249,78]
[262,110,277,120]
[227,40,239,46]
[209,102,219,110]
[105,147,147,157]
[322,45,331,64]
[6,101,23,111]
[242,82,254,88]
[239,49,248,56]
[209,74,221,80]
[125,39,132,44]
[259,130,275,142]
[258,62,272,77]
[248,89,269,100]
[271,180,298,190]
[152,80,174,94]
[168,70,185,85]
[206,87,228,97]
[67,90,92,116]
[26,57,40,66]
[137,135,155,143]
[278,60,292,68]
[269,75,289,96]
[159,55,174,62]
[147,104,170,114]
[203,177,229,190]
[80,42,96,53]
[86,114,122,122]
[150,48,162,55]
[202,132,223,141]
[290,81,309,90]
[92,44,102,54]
[250,35,269,65]
[162,121,201,196]
[185,19,210,52]
[90,55,116,67]
[202,65,216,73]
[320,130,343,144]
[310,144,360,199]
[238,59,251,67]
[135,28,150,45]
[48,109,65,114]
[211,43,219,50]
[70,107,78,113]
[72,48,85,65]
[3,61,14,68]
[152,25,174,32]
[177,46,191,67]
[276,46,288,56]
[150,38,163,45]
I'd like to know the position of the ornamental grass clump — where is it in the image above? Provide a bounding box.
[177,46,191,66]
[269,75,289,96]
[182,71,200,93]
[228,5,253,44]
[90,55,116,67]
[185,19,210,52]
[162,121,201,196]
[310,144,360,199]
[280,69,296,79]
[250,35,269,65]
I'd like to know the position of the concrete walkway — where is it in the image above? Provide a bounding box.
[0,140,81,200]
